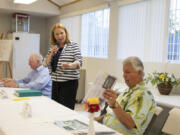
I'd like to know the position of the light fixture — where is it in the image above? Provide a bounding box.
[14,0,38,4]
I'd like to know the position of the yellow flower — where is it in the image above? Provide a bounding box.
[146,72,180,87]
[87,97,100,104]
[160,74,165,81]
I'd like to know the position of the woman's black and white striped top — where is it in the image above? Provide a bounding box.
[45,42,82,82]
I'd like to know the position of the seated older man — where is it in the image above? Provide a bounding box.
[95,56,156,135]
[1,53,52,98]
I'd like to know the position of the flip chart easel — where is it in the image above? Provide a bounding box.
[0,40,13,78]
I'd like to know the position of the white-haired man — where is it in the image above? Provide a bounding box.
[95,56,156,135]
[2,53,52,98]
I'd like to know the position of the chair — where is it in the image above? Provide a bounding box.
[143,106,163,135]
[162,108,180,135]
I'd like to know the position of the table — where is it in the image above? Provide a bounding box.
[114,83,180,109]
[0,87,121,135]
[150,87,180,109]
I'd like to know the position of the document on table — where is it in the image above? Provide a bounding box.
[54,119,116,135]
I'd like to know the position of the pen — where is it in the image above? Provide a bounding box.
[13,97,30,101]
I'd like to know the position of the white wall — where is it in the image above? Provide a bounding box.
[30,16,47,56]
[45,16,61,56]
[58,0,180,92]
[0,14,11,38]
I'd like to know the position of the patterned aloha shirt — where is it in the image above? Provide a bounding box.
[103,81,156,135]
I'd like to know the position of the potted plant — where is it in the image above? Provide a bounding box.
[146,72,180,95]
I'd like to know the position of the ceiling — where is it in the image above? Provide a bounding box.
[47,0,81,9]
[0,0,81,17]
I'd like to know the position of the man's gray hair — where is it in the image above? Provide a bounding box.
[123,56,144,76]
[31,53,43,65]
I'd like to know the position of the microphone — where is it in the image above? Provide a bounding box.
[53,41,60,55]
[56,40,60,47]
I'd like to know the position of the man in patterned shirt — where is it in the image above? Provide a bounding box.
[95,56,156,135]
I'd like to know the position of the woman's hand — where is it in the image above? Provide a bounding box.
[45,46,59,65]
[50,46,59,55]
[103,89,118,107]
[61,63,70,71]
[61,62,79,70]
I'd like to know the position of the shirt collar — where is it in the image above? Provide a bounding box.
[35,65,43,72]
[128,81,145,92]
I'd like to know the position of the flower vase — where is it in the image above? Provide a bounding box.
[88,112,95,135]
[157,83,173,95]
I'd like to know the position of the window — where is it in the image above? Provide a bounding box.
[81,8,110,58]
[168,0,180,62]
[117,0,168,62]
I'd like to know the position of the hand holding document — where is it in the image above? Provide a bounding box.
[83,71,117,102]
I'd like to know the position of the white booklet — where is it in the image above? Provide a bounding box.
[54,119,116,135]
[83,71,117,102]
[55,119,88,134]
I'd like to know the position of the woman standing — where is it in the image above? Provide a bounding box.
[44,23,82,110]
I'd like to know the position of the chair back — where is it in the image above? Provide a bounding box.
[162,108,180,135]
[144,106,163,135]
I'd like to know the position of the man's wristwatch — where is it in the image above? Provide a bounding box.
[109,101,119,109]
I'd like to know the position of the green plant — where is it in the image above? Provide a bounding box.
[146,72,180,87]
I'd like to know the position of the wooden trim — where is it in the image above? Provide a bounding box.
[0,61,13,78]
[48,0,82,9]
[8,62,12,78]
[60,0,82,8]
[0,62,2,78]
[118,0,143,6]
[48,0,61,9]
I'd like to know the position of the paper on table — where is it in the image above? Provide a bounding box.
[0,89,8,99]
[54,119,116,135]
[55,119,88,131]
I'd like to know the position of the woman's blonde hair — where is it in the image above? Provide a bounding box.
[49,23,71,45]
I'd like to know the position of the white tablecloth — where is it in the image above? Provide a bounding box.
[0,87,121,135]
